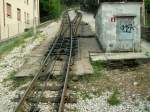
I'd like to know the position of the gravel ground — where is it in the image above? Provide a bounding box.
[68,10,150,112]
[0,35,45,112]
[70,61,150,112]
[73,91,150,112]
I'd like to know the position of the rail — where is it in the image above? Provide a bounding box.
[13,10,82,112]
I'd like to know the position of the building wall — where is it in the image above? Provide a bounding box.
[96,2,143,52]
[0,0,39,41]
[0,0,3,40]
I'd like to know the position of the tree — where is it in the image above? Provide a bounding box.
[49,0,61,18]
[145,0,150,12]
[40,0,61,21]
[62,0,80,6]
[40,0,50,17]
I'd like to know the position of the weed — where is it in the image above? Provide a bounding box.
[57,74,66,82]
[147,96,150,102]
[3,70,30,89]
[12,78,30,90]
[145,52,150,56]
[107,89,121,106]
[144,105,150,112]
[69,108,79,112]
[80,91,93,100]
[83,61,105,82]
[92,61,104,74]
[73,61,105,83]
[4,70,17,81]
[23,30,33,38]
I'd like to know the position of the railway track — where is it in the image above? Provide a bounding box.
[13,10,82,112]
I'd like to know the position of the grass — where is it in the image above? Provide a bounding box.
[145,52,150,56]
[69,61,106,96]
[144,106,150,112]
[79,61,105,82]
[107,89,121,106]
[4,70,17,81]
[69,108,79,112]
[146,96,150,102]
[92,61,104,74]
[3,70,30,89]
[69,61,107,99]
[0,30,33,55]
[80,91,93,100]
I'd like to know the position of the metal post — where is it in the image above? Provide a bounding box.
[33,0,36,37]
[7,24,9,39]
[18,23,19,33]
[0,24,1,41]
[143,0,146,25]
[3,0,6,26]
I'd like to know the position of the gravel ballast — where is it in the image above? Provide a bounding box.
[73,92,150,112]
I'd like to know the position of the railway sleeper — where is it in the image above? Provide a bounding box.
[18,85,62,92]
[62,37,78,40]
[50,96,77,103]
[25,96,77,104]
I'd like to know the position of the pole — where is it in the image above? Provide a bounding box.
[3,0,6,26]
[143,0,146,26]
[33,0,36,36]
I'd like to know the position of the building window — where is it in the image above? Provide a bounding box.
[27,0,29,5]
[6,3,12,17]
[25,0,29,5]
[17,8,21,21]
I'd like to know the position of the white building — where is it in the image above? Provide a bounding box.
[96,1,144,52]
[0,0,40,41]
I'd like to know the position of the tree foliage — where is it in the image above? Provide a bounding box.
[80,0,99,13]
[40,0,61,21]
[145,0,150,12]
[40,0,50,17]
[49,0,61,18]
[62,0,80,6]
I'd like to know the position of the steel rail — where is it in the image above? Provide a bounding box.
[58,12,73,112]
[58,11,82,112]
[74,13,82,35]
[14,12,69,112]
[31,27,69,112]
[31,12,71,111]
[14,10,81,112]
